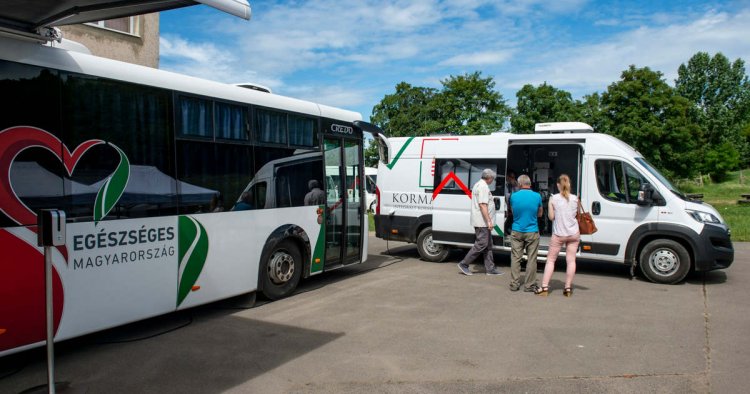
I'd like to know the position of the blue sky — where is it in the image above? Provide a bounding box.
[159,0,750,122]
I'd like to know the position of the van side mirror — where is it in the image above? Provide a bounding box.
[637,183,654,206]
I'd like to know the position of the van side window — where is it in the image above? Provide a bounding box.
[595,160,626,202]
[624,163,648,202]
[434,159,502,195]
[595,159,649,204]
[275,158,324,208]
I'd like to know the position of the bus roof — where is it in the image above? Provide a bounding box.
[0,36,361,121]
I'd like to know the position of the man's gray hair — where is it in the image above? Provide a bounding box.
[481,168,496,180]
[517,174,531,186]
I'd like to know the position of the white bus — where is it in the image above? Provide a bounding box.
[0,11,378,356]
[373,123,734,284]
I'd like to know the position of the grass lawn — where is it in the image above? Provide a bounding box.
[677,169,750,242]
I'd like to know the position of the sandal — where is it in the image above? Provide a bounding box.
[563,287,573,297]
[535,286,549,296]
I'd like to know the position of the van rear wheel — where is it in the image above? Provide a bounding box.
[417,226,449,262]
[639,239,691,284]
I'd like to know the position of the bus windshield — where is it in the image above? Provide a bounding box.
[635,157,687,200]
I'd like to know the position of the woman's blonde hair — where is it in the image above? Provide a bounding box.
[558,174,571,201]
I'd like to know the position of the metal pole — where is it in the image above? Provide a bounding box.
[44,246,56,394]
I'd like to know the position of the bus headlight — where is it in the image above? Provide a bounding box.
[686,210,721,224]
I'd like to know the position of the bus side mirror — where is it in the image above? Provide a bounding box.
[637,183,654,206]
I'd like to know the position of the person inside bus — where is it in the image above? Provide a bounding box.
[537,174,580,297]
[233,191,255,211]
[457,168,504,276]
[209,193,225,213]
[509,174,543,292]
[304,179,326,205]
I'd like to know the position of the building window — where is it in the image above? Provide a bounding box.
[87,16,139,36]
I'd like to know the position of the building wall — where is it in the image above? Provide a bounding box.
[59,13,159,68]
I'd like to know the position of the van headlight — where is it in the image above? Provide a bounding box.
[686,210,721,224]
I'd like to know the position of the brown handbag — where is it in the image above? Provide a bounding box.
[577,200,598,235]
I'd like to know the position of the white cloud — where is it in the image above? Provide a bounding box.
[440,50,515,66]
[502,9,750,95]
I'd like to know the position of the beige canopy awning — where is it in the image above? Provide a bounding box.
[0,0,250,39]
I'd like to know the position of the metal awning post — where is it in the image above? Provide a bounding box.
[37,209,67,394]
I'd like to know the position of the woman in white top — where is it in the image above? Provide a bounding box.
[537,174,580,297]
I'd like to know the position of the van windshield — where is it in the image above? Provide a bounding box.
[635,157,687,200]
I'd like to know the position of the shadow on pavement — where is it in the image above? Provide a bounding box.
[1,312,343,393]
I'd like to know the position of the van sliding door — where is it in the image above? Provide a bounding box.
[432,158,505,247]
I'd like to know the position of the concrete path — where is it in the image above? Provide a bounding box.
[1,238,747,393]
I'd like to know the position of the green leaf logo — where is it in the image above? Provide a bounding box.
[93,145,130,223]
[177,216,209,307]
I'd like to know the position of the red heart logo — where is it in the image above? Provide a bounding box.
[0,126,104,226]
[0,228,64,353]
[0,126,104,354]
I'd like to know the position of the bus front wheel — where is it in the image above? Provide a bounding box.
[639,239,691,284]
[261,240,302,300]
[417,226,449,262]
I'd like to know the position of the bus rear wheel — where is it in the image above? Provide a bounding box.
[417,226,449,262]
[261,240,302,300]
[639,239,691,284]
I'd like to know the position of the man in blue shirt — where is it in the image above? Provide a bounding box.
[509,174,542,292]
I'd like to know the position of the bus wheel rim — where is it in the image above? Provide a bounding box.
[269,250,294,284]
[649,249,679,276]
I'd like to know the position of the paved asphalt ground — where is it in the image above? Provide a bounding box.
[1,236,748,393]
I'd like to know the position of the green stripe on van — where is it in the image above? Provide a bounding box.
[386,136,415,170]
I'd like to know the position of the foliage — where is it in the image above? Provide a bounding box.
[434,72,511,135]
[702,141,741,182]
[600,65,701,179]
[370,82,439,137]
[364,138,379,168]
[576,92,607,133]
[675,52,750,168]
[371,72,510,136]
[511,83,581,133]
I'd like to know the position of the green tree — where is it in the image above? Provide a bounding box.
[434,71,511,135]
[675,52,750,167]
[601,65,702,179]
[363,138,379,168]
[510,83,581,133]
[576,92,608,133]
[370,82,439,137]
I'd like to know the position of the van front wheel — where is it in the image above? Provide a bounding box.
[417,226,449,262]
[639,239,691,284]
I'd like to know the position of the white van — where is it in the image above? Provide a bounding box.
[373,122,734,284]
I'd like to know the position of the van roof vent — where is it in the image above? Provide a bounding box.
[234,82,272,93]
[534,122,593,134]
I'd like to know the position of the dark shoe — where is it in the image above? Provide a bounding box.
[535,286,549,296]
[486,268,504,276]
[563,287,573,297]
[509,283,520,292]
[458,263,473,276]
[524,284,540,293]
